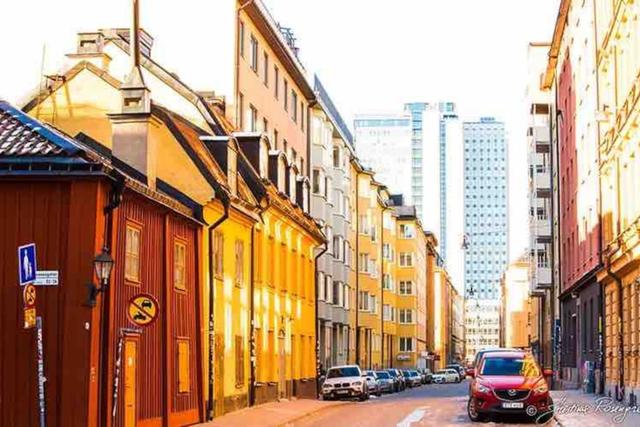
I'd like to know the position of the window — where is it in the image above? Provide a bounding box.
[332,281,340,305]
[273,129,279,150]
[174,240,186,290]
[292,91,298,122]
[235,336,245,386]
[125,224,141,282]
[399,253,413,267]
[284,80,289,111]
[235,240,244,287]
[250,35,258,72]
[300,102,304,131]
[358,291,369,311]
[369,294,377,313]
[263,52,269,86]
[359,253,370,273]
[399,281,413,295]
[274,66,279,98]
[333,146,340,168]
[213,231,224,278]
[359,215,369,234]
[250,105,258,132]
[238,21,245,58]
[399,337,413,352]
[400,224,415,238]
[318,271,325,301]
[399,309,414,324]
[383,304,393,321]
[177,339,190,393]
[382,274,393,291]
[312,169,321,194]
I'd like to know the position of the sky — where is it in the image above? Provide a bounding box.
[0,0,560,263]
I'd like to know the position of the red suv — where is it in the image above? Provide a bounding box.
[467,351,553,422]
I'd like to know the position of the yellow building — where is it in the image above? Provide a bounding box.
[353,166,385,369]
[433,267,453,371]
[22,23,323,421]
[594,0,640,401]
[381,199,398,368]
[392,201,428,369]
[499,257,531,349]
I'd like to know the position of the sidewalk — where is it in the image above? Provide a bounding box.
[194,398,346,427]
[551,389,640,427]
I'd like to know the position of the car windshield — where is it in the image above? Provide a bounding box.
[481,357,540,377]
[387,370,398,377]
[365,371,376,378]
[411,371,419,376]
[327,367,360,378]
[436,370,447,375]
[376,371,390,379]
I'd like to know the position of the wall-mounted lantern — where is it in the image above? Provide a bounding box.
[86,247,114,307]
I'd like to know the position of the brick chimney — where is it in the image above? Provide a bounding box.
[108,0,156,187]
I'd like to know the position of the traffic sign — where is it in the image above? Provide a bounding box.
[23,284,37,307]
[24,307,36,329]
[35,270,59,286]
[18,243,37,286]
[127,293,159,327]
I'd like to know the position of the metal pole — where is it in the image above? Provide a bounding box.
[36,316,46,427]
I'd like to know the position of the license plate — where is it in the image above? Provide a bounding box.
[336,390,348,394]
[502,402,524,409]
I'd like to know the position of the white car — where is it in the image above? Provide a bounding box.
[432,369,461,383]
[321,365,369,401]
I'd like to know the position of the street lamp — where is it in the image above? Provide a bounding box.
[86,247,114,307]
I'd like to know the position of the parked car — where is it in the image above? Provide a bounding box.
[406,370,423,387]
[433,369,461,383]
[375,370,395,393]
[321,365,369,401]
[418,368,433,384]
[446,364,466,379]
[363,370,382,396]
[467,350,554,422]
[386,368,405,392]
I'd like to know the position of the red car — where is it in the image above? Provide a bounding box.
[467,351,553,422]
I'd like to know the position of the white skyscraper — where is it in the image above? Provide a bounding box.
[353,102,465,292]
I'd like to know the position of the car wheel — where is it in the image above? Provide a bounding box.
[467,398,487,422]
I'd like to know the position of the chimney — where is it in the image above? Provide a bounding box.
[109,0,156,186]
[66,32,112,70]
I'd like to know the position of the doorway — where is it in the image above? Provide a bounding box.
[124,338,138,427]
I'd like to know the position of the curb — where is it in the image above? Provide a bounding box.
[276,401,347,427]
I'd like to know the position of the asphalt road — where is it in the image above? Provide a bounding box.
[289,380,558,427]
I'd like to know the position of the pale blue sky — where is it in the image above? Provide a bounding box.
[0,0,560,262]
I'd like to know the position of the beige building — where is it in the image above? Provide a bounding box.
[500,258,531,349]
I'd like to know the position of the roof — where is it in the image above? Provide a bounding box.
[394,205,417,219]
[0,101,82,159]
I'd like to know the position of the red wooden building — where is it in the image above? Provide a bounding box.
[0,101,205,426]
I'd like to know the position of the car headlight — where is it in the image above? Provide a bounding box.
[323,383,333,388]
[533,381,548,394]
[352,381,362,386]
[475,383,491,394]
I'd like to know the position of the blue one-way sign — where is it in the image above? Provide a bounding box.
[18,243,37,286]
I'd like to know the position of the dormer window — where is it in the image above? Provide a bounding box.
[288,164,299,204]
[277,155,286,192]
[259,138,269,178]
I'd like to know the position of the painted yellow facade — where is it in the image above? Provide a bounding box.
[594,0,640,401]
[381,206,398,368]
[394,211,427,369]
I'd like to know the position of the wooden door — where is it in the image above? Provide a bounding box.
[124,339,138,427]
[278,335,286,399]
[214,334,225,416]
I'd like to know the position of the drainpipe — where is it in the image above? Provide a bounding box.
[99,176,124,427]
[380,207,385,369]
[207,197,230,421]
[314,240,328,396]
[355,170,360,366]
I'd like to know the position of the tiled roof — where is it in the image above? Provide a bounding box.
[394,205,417,218]
[0,101,81,158]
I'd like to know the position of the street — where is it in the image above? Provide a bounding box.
[290,380,556,427]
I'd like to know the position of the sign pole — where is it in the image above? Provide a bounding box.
[36,316,46,427]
